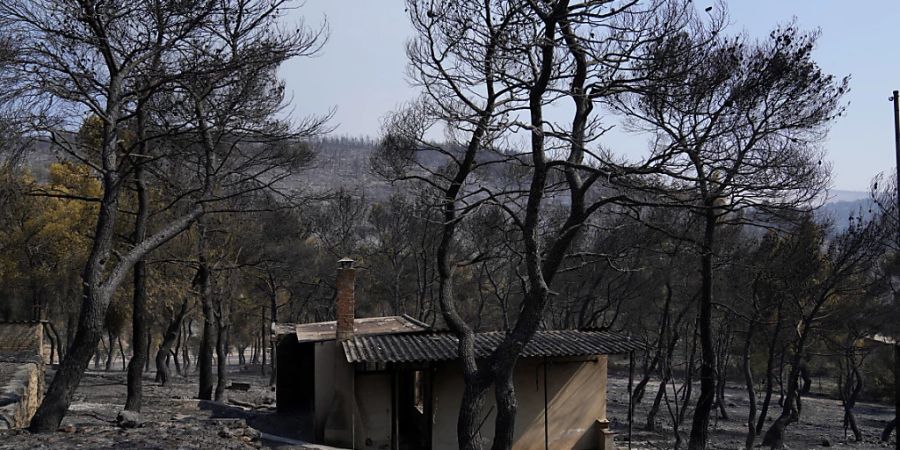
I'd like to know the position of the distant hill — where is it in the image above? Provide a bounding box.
[816,189,874,231]
[13,137,886,231]
[825,189,869,203]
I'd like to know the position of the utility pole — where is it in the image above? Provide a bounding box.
[892,90,900,450]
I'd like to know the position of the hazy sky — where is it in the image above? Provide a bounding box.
[280,1,900,191]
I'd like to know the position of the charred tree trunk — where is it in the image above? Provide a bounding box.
[457,373,491,450]
[118,336,126,371]
[46,321,63,364]
[688,212,717,450]
[269,288,277,386]
[30,176,125,432]
[742,325,757,449]
[43,323,57,365]
[173,326,183,375]
[635,283,672,405]
[647,309,683,432]
[155,297,189,385]
[144,330,152,373]
[715,324,733,421]
[678,327,699,430]
[491,369,517,450]
[30,290,113,431]
[646,374,669,432]
[197,224,215,400]
[260,307,266,375]
[214,299,229,402]
[105,331,115,371]
[762,314,817,448]
[125,160,149,411]
[182,319,192,373]
[756,302,785,434]
[839,353,864,442]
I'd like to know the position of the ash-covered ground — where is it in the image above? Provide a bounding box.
[0,366,296,449]
[0,365,895,449]
[605,370,896,449]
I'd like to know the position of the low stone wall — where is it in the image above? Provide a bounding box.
[0,322,45,429]
[0,359,44,429]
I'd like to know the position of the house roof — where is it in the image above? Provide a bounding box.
[342,330,643,363]
[272,314,429,343]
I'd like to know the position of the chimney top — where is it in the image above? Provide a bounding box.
[335,258,356,341]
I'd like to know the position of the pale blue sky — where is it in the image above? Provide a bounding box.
[280,1,900,191]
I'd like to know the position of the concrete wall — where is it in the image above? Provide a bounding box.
[431,356,608,450]
[353,372,392,449]
[314,340,389,448]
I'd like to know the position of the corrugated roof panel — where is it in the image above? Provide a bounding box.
[342,330,643,363]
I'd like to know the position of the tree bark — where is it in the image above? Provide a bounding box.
[125,158,149,411]
[260,307,266,375]
[491,370,517,450]
[269,288,277,386]
[197,222,215,400]
[635,284,671,405]
[118,336,126,371]
[173,325,183,375]
[742,325,757,449]
[840,355,863,442]
[646,375,668,432]
[182,318,192,373]
[45,321,63,364]
[105,331,115,371]
[29,272,119,431]
[214,299,229,402]
[457,374,490,450]
[44,324,56,365]
[155,297,189,385]
[715,325,733,421]
[762,318,815,448]
[688,212,717,450]
[756,302,785,434]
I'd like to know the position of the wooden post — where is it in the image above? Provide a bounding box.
[260,306,266,375]
[543,357,549,450]
[392,368,400,450]
[628,351,634,450]
[892,90,900,450]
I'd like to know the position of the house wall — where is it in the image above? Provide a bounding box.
[313,341,336,440]
[431,356,608,450]
[353,372,393,449]
[315,341,391,448]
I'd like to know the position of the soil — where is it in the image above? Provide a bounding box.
[0,364,895,449]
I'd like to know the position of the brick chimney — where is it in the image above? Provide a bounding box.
[324,257,359,447]
[335,257,356,341]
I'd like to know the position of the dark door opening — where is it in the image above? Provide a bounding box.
[393,368,433,450]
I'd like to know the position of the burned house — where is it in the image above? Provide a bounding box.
[273,259,640,449]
